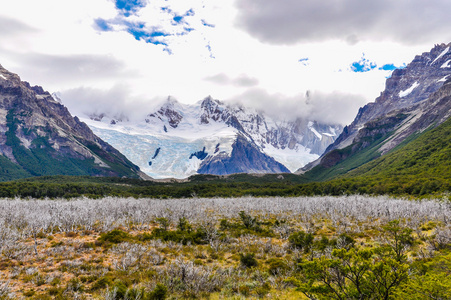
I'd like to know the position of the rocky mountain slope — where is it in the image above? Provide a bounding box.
[0,64,147,181]
[83,97,342,178]
[299,43,451,179]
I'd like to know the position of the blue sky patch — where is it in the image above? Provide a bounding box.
[185,9,195,16]
[379,63,407,71]
[93,4,201,54]
[206,43,215,59]
[379,64,397,71]
[173,15,184,23]
[115,0,146,16]
[351,55,377,72]
[126,23,169,46]
[115,0,144,11]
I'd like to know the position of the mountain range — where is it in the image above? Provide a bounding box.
[82,97,342,178]
[0,42,449,183]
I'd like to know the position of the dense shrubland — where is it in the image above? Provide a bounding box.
[1,171,450,199]
[0,195,449,299]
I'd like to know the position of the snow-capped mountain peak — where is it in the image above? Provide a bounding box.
[82,96,343,178]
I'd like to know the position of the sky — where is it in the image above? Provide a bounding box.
[1,0,451,125]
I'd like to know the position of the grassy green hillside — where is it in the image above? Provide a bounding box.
[345,118,451,180]
[336,117,451,195]
[299,113,450,193]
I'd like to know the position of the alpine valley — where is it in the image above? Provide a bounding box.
[81,97,342,179]
[0,42,450,184]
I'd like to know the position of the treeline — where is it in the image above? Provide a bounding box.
[0,174,449,199]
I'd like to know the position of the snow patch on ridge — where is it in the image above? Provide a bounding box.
[432,47,449,64]
[438,75,449,83]
[440,59,451,68]
[308,121,322,140]
[399,81,419,98]
[0,74,7,80]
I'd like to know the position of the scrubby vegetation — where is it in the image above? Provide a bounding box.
[0,170,448,200]
[0,195,450,299]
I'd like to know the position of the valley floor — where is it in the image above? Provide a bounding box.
[0,196,450,299]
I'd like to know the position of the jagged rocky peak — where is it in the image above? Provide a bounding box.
[51,92,63,104]
[199,96,227,124]
[325,42,451,154]
[0,64,20,84]
[198,134,290,175]
[299,42,451,175]
[148,96,183,128]
[356,42,451,127]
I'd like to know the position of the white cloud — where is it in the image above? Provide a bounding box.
[204,73,259,87]
[227,88,367,125]
[234,0,451,46]
[60,85,163,121]
[0,0,446,127]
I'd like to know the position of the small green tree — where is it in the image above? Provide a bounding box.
[155,217,170,231]
[177,217,192,232]
[238,211,257,229]
[148,283,168,300]
[381,220,414,262]
[291,247,409,300]
[288,231,314,252]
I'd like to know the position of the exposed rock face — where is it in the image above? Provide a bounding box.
[0,64,146,180]
[195,97,343,157]
[329,43,451,153]
[299,43,451,174]
[198,135,290,175]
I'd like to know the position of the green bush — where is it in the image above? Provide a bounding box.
[240,253,258,268]
[267,258,289,276]
[288,231,314,252]
[97,229,132,246]
[148,283,168,300]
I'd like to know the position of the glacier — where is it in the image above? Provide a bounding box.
[81,97,342,179]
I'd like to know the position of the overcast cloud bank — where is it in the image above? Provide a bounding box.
[235,0,451,45]
[0,0,450,126]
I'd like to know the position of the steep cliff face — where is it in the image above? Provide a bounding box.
[84,96,342,178]
[326,43,451,154]
[299,43,451,177]
[0,64,146,180]
[197,135,290,175]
